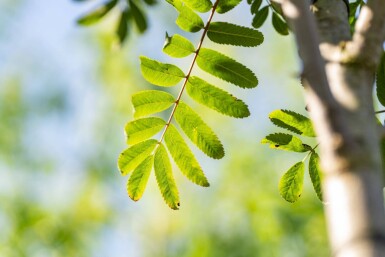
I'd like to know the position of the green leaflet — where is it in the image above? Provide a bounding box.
[163,33,195,58]
[186,76,250,118]
[183,0,212,13]
[197,48,258,88]
[269,109,316,137]
[250,0,262,14]
[175,102,225,159]
[272,12,289,36]
[127,155,154,201]
[132,90,175,118]
[77,0,118,25]
[270,2,283,16]
[118,139,158,175]
[176,5,205,33]
[207,22,264,47]
[279,162,305,203]
[216,0,242,13]
[376,51,385,106]
[165,124,209,186]
[252,6,269,29]
[129,0,148,33]
[140,56,185,87]
[309,152,323,201]
[154,143,180,210]
[261,133,309,152]
[125,117,166,145]
[116,8,130,44]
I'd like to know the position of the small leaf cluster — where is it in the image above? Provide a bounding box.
[261,109,323,202]
[118,0,264,209]
[247,0,288,36]
[75,0,153,45]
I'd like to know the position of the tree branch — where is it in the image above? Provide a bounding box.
[346,0,385,68]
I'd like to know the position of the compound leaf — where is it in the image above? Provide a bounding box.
[125,117,166,145]
[186,76,250,118]
[154,143,180,210]
[183,0,212,13]
[165,124,209,186]
[216,0,242,13]
[309,152,323,201]
[140,56,185,86]
[272,12,289,36]
[269,109,316,137]
[279,162,305,203]
[376,51,385,106]
[118,139,158,175]
[132,90,175,118]
[77,0,118,25]
[129,0,148,33]
[175,102,224,159]
[197,48,258,88]
[176,5,204,32]
[207,22,264,47]
[252,6,269,29]
[261,133,309,152]
[163,33,195,58]
[127,155,153,201]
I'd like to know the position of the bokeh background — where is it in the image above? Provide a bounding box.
[0,0,328,256]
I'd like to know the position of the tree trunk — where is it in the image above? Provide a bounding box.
[277,0,385,256]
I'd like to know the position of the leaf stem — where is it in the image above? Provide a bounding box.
[375,110,385,114]
[156,0,220,145]
[302,143,319,162]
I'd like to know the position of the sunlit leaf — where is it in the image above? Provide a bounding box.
[376,51,385,106]
[132,90,175,118]
[207,22,264,47]
[140,56,185,86]
[216,0,242,13]
[118,139,157,175]
[176,5,204,32]
[183,0,212,13]
[272,12,289,36]
[197,48,258,88]
[261,133,309,152]
[127,155,153,201]
[129,0,148,33]
[279,162,305,203]
[309,152,323,201]
[163,33,195,58]
[269,109,316,137]
[186,76,250,118]
[175,102,224,159]
[165,124,209,186]
[77,0,118,26]
[116,8,130,44]
[125,117,166,145]
[154,143,180,210]
[252,6,269,29]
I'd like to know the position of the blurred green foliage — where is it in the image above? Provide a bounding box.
[0,1,329,256]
